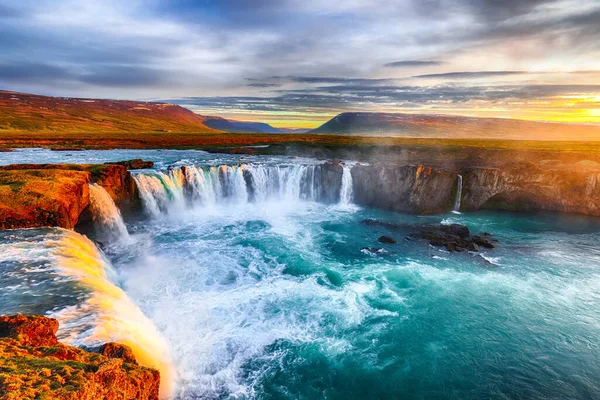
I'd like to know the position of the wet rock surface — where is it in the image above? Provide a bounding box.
[362,219,496,253]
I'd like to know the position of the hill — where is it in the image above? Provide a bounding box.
[0,90,219,133]
[310,112,600,140]
[202,116,309,133]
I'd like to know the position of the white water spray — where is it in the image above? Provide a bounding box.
[134,164,338,215]
[46,230,175,398]
[88,184,130,241]
[339,165,354,205]
[453,174,463,213]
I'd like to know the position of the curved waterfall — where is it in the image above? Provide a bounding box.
[0,228,175,398]
[88,183,130,241]
[133,163,353,215]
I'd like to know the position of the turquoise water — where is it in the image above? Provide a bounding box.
[1,149,600,399]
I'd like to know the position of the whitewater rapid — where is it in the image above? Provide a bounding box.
[2,151,600,400]
[132,162,355,216]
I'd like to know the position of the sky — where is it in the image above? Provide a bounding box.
[0,0,599,128]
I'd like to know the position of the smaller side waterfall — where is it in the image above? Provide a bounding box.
[88,184,130,241]
[339,165,354,205]
[453,174,463,213]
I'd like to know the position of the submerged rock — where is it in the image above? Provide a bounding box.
[378,235,397,244]
[0,315,160,400]
[410,224,495,252]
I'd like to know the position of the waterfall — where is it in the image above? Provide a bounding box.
[339,165,354,205]
[88,184,130,241]
[133,163,337,215]
[133,169,187,216]
[453,174,463,213]
[47,230,175,398]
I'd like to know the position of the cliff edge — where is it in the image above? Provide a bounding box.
[0,315,160,400]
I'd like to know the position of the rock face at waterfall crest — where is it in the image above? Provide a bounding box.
[350,162,600,216]
[0,160,153,230]
[0,315,160,400]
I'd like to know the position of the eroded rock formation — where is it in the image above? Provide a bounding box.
[352,164,457,214]
[349,161,600,216]
[0,315,160,400]
[461,163,600,215]
[0,160,153,230]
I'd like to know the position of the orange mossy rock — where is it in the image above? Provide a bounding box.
[0,160,153,230]
[0,168,91,229]
[0,315,59,347]
[0,315,160,400]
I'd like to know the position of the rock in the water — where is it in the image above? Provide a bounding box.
[410,224,496,252]
[378,235,397,244]
[439,224,470,238]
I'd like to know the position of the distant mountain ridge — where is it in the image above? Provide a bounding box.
[202,116,309,134]
[0,90,219,133]
[311,112,600,140]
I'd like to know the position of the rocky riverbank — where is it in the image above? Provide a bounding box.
[0,315,160,399]
[0,160,152,230]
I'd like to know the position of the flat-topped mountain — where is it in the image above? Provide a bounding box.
[0,91,219,133]
[311,112,600,140]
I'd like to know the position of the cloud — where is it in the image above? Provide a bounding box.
[414,71,527,79]
[0,0,598,123]
[247,82,281,88]
[162,84,600,113]
[384,60,444,68]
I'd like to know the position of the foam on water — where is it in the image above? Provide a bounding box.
[0,229,175,398]
[3,150,600,400]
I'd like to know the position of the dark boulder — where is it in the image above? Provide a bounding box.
[410,224,496,252]
[378,235,397,244]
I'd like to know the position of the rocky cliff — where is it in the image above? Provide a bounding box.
[460,162,600,215]
[351,164,457,214]
[0,160,153,230]
[349,162,600,216]
[0,315,160,400]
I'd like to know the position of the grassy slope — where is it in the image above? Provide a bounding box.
[0,90,218,133]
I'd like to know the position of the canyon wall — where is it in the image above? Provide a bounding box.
[351,164,457,214]
[349,162,600,216]
[460,163,600,215]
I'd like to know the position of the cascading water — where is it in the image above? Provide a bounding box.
[133,163,334,215]
[453,174,463,213]
[88,183,130,241]
[339,165,354,205]
[0,228,175,398]
[4,150,600,400]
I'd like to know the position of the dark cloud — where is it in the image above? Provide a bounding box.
[80,66,169,87]
[0,63,71,83]
[163,84,600,113]
[0,61,171,88]
[414,71,527,79]
[384,60,444,68]
[413,0,557,22]
[247,82,281,88]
